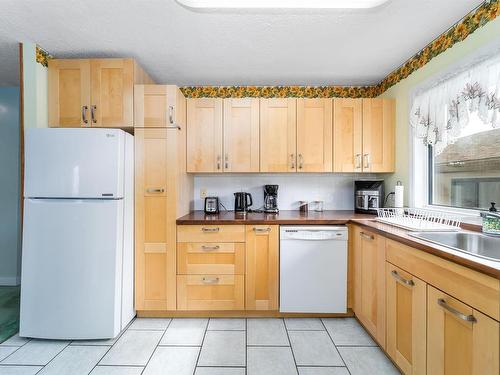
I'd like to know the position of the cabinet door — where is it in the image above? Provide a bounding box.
[352,225,386,347]
[296,99,333,172]
[260,99,297,172]
[187,98,223,173]
[135,129,176,310]
[223,98,260,172]
[362,98,395,172]
[427,286,499,375]
[386,263,426,375]
[333,98,362,172]
[134,85,168,127]
[245,225,279,310]
[48,59,90,127]
[90,59,134,127]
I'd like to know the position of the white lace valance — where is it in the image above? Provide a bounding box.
[410,53,500,155]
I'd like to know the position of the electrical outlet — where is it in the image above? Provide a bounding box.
[200,188,207,199]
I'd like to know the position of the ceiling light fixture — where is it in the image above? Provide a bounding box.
[177,0,389,9]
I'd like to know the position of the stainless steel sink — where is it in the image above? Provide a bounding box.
[408,231,500,262]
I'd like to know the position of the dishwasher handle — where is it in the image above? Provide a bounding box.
[283,230,347,241]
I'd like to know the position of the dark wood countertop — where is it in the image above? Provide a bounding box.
[176,210,375,225]
[177,210,500,278]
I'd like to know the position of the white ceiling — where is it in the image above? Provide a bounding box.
[0,0,485,87]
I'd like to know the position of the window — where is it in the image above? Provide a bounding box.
[428,113,500,210]
[410,52,500,213]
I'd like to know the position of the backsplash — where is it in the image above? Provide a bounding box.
[193,174,377,211]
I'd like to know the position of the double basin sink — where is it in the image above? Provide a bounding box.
[409,231,500,262]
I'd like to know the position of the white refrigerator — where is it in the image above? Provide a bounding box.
[20,128,135,340]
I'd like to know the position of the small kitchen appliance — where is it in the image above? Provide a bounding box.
[355,180,384,214]
[234,192,253,212]
[264,184,279,213]
[204,196,219,214]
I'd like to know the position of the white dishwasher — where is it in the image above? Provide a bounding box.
[280,226,348,313]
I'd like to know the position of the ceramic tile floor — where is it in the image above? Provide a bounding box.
[0,317,401,375]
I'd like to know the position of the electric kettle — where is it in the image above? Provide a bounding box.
[234,192,253,212]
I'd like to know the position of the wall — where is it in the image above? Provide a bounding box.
[23,42,48,129]
[380,17,500,205]
[193,174,377,211]
[0,87,21,285]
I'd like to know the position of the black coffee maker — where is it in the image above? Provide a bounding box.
[264,185,279,213]
[234,192,253,212]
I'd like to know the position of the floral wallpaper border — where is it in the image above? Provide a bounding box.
[36,46,51,68]
[181,0,500,98]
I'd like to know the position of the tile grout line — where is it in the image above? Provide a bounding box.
[245,318,248,375]
[320,318,352,375]
[139,318,173,375]
[192,318,209,375]
[282,318,299,375]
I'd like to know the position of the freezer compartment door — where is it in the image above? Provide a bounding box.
[24,128,126,198]
[20,198,124,339]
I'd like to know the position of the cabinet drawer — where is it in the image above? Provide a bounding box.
[386,239,500,320]
[177,275,245,310]
[177,243,245,275]
[177,225,245,243]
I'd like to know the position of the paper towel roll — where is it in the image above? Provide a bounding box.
[395,181,404,208]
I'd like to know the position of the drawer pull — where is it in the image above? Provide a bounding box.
[253,227,271,233]
[202,277,220,284]
[437,298,476,323]
[146,188,165,194]
[201,245,220,251]
[360,232,374,240]
[391,270,414,287]
[202,227,220,233]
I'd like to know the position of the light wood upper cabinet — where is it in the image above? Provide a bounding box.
[333,98,363,172]
[90,59,134,127]
[260,98,297,172]
[49,58,152,128]
[427,285,499,375]
[362,98,395,173]
[352,225,386,347]
[135,85,185,129]
[296,99,333,172]
[48,59,91,127]
[187,98,223,173]
[223,98,260,172]
[386,263,426,375]
[245,225,279,310]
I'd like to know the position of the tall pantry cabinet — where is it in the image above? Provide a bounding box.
[134,85,193,311]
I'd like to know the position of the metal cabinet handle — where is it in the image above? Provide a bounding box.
[202,277,220,284]
[391,270,415,287]
[363,153,370,169]
[437,299,476,323]
[166,106,181,130]
[290,154,295,169]
[91,105,97,124]
[201,245,220,251]
[216,155,221,170]
[146,188,165,194]
[202,227,220,233]
[224,154,229,170]
[298,154,304,170]
[253,227,271,233]
[355,154,362,169]
[360,232,374,240]
[82,106,88,124]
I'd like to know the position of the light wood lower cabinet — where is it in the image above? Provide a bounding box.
[427,285,499,375]
[177,242,245,275]
[177,274,245,310]
[352,225,386,347]
[386,263,426,375]
[245,225,279,310]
